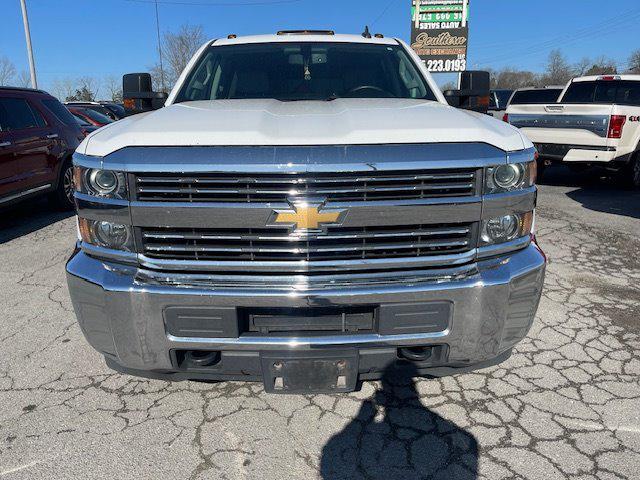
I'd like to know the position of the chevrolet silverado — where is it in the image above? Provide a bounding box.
[66,31,546,393]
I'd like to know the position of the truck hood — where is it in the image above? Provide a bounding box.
[80,98,529,157]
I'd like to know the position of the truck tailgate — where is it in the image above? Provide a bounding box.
[507,104,614,147]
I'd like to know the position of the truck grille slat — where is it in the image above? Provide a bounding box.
[137,183,474,196]
[140,224,475,262]
[142,227,471,242]
[135,170,478,203]
[136,172,475,185]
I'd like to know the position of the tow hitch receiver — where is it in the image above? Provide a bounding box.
[261,350,358,394]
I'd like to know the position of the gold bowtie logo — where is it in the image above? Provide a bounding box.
[271,203,346,231]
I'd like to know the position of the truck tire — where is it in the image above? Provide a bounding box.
[631,154,640,189]
[54,160,75,210]
[623,153,640,189]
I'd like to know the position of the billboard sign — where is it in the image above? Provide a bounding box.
[410,0,470,73]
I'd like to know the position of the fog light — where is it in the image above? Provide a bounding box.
[78,218,134,251]
[93,221,130,249]
[480,212,533,245]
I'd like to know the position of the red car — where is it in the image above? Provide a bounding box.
[0,86,83,209]
[66,106,114,127]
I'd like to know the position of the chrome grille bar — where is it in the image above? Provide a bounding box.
[135,169,479,203]
[136,183,475,195]
[139,224,475,264]
[136,172,476,184]
[142,227,471,242]
[143,239,470,254]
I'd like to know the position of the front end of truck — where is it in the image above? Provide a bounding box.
[66,33,546,393]
[67,143,545,393]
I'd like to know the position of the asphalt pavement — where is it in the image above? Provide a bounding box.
[1,165,639,479]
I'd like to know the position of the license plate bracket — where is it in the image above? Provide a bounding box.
[260,350,358,394]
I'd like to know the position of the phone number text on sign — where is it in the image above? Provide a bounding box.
[410,0,470,73]
[424,58,467,72]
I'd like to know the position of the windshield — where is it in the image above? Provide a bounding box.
[491,90,513,109]
[76,108,113,124]
[104,103,126,117]
[72,113,91,126]
[561,80,640,106]
[41,98,78,126]
[175,42,437,102]
[510,89,562,105]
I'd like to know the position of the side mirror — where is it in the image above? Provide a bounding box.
[122,73,168,116]
[444,71,491,114]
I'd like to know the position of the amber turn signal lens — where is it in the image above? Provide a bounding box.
[519,211,534,237]
[77,217,92,243]
[529,160,538,185]
[73,166,83,192]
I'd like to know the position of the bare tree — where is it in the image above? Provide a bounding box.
[104,75,122,102]
[67,86,96,102]
[0,56,16,86]
[541,50,575,86]
[583,56,618,76]
[492,68,540,90]
[574,57,592,77]
[627,49,640,73]
[51,77,76,101]
[78,76,100,100]
[485,67,541,90]
[17,70,31,88]
[150,23,206,92]
[439,81,457,92]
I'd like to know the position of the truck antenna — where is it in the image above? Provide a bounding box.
[362,25,372,38]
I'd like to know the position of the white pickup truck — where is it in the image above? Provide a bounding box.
[505,75,640,186]
[66,31,545,393]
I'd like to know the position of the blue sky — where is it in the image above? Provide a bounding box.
[1,0,639,94]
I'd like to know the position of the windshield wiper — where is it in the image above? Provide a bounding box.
[324,94,340,101]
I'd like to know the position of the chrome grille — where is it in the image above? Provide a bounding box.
[140,224,475,262]
[134,170,479,203]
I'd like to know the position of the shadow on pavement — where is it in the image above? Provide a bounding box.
[0,198,74,244]
[320,363,478,480]
[541,165,640,220]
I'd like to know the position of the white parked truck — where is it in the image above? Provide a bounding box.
[66,31,545,393]
[505,75,640,186]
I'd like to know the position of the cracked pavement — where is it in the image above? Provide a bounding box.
[1,166,639,479]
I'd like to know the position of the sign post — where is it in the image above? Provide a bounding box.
[410,0,470,73]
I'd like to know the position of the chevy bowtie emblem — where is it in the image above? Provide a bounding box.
[269,201,346,232]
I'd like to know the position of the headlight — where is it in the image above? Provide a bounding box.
[74,166,127,199]
[480,212,534,245]
[89,170,118,195]
[485,161,536,194]
[78,218,134,251]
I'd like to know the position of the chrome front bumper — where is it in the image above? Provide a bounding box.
[66,243,546,379]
